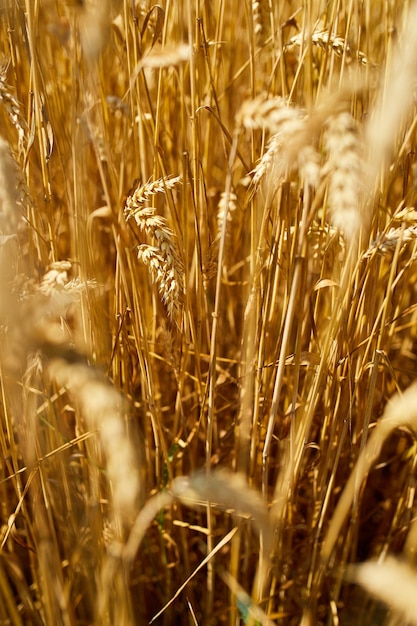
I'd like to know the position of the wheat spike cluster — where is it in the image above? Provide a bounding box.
[124,175,184,324]
[2,1,417,625]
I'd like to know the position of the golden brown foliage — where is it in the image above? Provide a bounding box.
[2,1,417,625]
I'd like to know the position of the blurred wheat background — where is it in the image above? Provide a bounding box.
[2,1,417,625]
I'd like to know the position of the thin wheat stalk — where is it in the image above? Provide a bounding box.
[0,137,22,324]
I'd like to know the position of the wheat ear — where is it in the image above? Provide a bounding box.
[285,27,369,66]
[322,112,364,242]
[238,97,320,191]
[0,61,26,154]
[124,175,184,325]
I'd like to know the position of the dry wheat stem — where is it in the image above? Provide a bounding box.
[149,526,239,624]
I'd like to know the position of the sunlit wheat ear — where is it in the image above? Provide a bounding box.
[285,27,369,66]
[50,357,140,523]
[0,136,22,236]
[252,0,270,47]
[40,260,96,297]
[137,245,183,323]
[322,382,417,564]
[322,112,365,243]
[238,97,320,192]
[216,190,237,241]
[366,1,417,179]
[124,469,272,565]
[172,470,272,545]
[124,175,184,326]
[78,0,113,60]
[364,225,417,257]
[0,62,26,155]
[237,94,294,133]
[129,44,191,90]
[0,137,23,324]
[125,175,182,208]
[348,557,417,626]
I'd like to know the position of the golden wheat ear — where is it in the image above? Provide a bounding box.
[124,175,184,326]
[347,557,417,626]
[322,111,365,243]
[0,63,27,155]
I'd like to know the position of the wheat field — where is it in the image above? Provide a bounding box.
[1,1,417,625]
